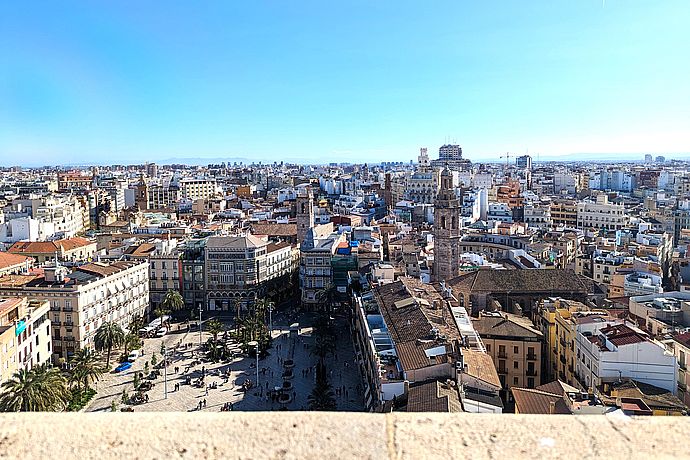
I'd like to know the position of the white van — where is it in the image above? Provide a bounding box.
[128,349,142,362]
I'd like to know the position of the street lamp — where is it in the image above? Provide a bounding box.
[248,340,259,389]
[163,345,168,399]
[198,304,203,350]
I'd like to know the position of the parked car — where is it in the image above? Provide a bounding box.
[156,328,166,337]
[115,362,133,373]
[128,350,142,362]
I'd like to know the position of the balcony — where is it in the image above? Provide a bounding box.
[526,369,538,377]
[497,352,507,359]
[497,368,508,375]
[526,353,537,361]
[63,307,74,312]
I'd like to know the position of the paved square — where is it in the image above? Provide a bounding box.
[86,313,365,412]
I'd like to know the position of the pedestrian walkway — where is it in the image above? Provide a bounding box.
[87,314,365,412]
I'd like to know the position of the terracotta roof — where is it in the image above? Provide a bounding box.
[673,332,690,349]
[8,237,94,255]
[448,269,593,294]
[0,252,32,270]
[250,223,297,237]
[600,324,647,347]
[406,381,463,412]
[462,349,501,389]
[535,380,579,397]
[124,243,156,257]
[472,313,542,339]
[267,242,292,253]
[612,380,687,412]
[511,388,571,414]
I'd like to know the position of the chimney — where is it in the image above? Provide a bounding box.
[549,401,556,415]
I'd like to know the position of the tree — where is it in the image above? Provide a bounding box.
[0,365,70,412]
[123,333,142,358]
[69,348,105,392]
[308,362,336,411]
[94,322,125,368]
[161,289,184,320]
[127,313,146,335]
[207,319,224,344]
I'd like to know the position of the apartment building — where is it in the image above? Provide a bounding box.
[0,253,33,277]
[0,297,51,384]
[577,323,677,394]
[0,261,149,361]
[205,234,296,311]
[673,332,690,407]
[180,178,218,201]
[299,228,343,309]
[550,201,578,227]
[576,194,627,231]
[473,312,544,395]
[354,278,502,412]
[8,237,97,264]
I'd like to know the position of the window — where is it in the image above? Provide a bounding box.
[513,377,519,385]
[486,344,491,353]
[513,346,519,354]
[527,378,534,388]
[513,361,519,369]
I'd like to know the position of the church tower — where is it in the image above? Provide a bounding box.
[296,186,314,246]
[433,167,462,282]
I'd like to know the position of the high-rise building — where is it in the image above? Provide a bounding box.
[439,144,463,162]
[516,155,532,170]
[644,154,653,164]
[433,167,462,282]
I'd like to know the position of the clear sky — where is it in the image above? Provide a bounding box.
[1,1,689,166]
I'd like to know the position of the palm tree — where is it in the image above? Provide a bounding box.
[69,349,105,392]
[0,365,70,412]
[122,333,142,358]
[308,362,336,411]
[311,333,336,364]
[207,319,224,344]
[127,313,146,335]
[161,289,184,314]
[94,321,125,368]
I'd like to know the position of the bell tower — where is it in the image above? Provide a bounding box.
[433,167,461,282]
[296,186,314,246]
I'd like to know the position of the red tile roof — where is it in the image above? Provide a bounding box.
[8,237,94,254]
[0,252,32,270]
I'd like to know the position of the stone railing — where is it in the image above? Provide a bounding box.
[0,412,688,459]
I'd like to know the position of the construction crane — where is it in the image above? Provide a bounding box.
[499,152,512,167]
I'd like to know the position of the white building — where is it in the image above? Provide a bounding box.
[180,178,219,201]
[576,322,677,394]
[576,194,627,231]
[0,261,149,362]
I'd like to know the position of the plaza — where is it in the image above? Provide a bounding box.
[86,311,365,412]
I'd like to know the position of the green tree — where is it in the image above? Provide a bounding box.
[69,348,105,392]
[94,321,125,368]
[307,362,336,411]
[0,365,70,412]
[127,313,146,335]
[123,333,142,358]
[161,289,184,326]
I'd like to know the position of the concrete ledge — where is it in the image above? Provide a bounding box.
[0,413,688,459]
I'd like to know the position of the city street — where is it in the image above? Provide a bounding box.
[86,310,365,412]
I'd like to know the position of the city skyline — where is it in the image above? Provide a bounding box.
[2,1,690,166]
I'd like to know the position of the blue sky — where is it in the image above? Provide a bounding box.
[1,1,689,166]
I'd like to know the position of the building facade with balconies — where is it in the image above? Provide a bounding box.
[0,260,149,362]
